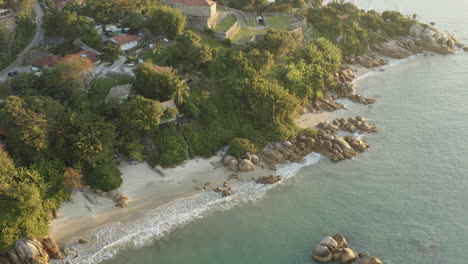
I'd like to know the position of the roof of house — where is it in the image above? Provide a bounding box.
[111,35,139,45]
[75,50,100,63]
[154,65,174,72]
[105,84,133,103]
[171,0,216,7]
[31,55,63,67]
[161,99,177,110]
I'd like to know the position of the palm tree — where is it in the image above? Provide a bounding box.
[170,80,190,104]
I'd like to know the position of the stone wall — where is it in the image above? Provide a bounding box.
[215,21,241,40]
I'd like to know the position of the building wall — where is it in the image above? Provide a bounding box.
[173,3,214,18]
[121,41,139,51]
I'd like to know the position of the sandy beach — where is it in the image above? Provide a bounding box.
[51,153,273,243]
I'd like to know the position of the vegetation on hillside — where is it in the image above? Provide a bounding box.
[0,0,424,252]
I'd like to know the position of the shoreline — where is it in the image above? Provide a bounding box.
[50,52,439,263]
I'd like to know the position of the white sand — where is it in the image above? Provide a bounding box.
[51,153,272,243]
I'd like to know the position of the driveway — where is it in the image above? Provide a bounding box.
[0,0,44,83]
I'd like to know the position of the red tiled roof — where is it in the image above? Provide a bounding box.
[75,50,100,63]
[154,65,174,72]
[111,35,139,45]
[32,55,63,68]
[171,0,216,6]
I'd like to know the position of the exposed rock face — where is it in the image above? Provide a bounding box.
[340,248,357,263]
[227,159,239,171]
[320,237,338,248]
[238,159,254,172]
[0,237,62,264]
[312,245,333,263]
[308,96,345,113]
[113,192,129,208]
[154,165,167,177]
[333,233,349,248]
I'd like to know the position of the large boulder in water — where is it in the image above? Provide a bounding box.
[333,233,349,248]
[238,159,254,172]
[339,248,357,263]
[257,175,282,184]
[320,237,338,248]
[312,245,333,263]
[360,257,383,264]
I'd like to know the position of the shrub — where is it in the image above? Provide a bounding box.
[227,138,259,158]
[151,127,186,167]
[163,107,178,120]
[84,161,123,192]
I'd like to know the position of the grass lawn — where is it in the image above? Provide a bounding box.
[267,15,294,30]
[216,14,237,32]
[88,77,133,112]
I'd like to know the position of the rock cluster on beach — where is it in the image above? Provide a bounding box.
[312,234,383,264]
[307,96,346,113]
[346,24,463,69]
[80,186,130,208]
[0,237,62,264]
[333,67,377,105]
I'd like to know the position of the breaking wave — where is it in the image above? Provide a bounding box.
[54,153,322,264]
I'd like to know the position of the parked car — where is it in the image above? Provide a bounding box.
[7,71,19,77]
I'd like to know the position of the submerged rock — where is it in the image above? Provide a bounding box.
[359,256,383,264]
[312,245,333,263]
[256,175,282,184]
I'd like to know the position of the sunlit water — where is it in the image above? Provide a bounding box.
[74,1,468,263]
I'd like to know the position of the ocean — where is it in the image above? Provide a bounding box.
[78,0,468,263]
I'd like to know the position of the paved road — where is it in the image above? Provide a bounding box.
[0,0,44,83]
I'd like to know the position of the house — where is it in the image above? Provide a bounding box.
[105,84,133,104]
[111,35,140,51]
[31,55,64,68]
[75,50,101,65]
[0,9,11,18]
[166,0,218,31]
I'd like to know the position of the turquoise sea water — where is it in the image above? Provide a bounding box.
[91,1,468,263]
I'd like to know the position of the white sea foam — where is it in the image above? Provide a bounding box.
[53,153,322,264]
[353,54,425,84]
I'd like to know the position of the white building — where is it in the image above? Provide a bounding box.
[110,35,140,51]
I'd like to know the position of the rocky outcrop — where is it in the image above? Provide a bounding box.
[154,165,167,177]
[256,175,283,184]
[312,245,333,263]
[312,234,383,264]
[238,159,254,172]
[308,96,345,113]
[318,117,380,134]
[0,237,62,264]
[113,192,129,208]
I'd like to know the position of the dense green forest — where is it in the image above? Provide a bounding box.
[0,0,420,252]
